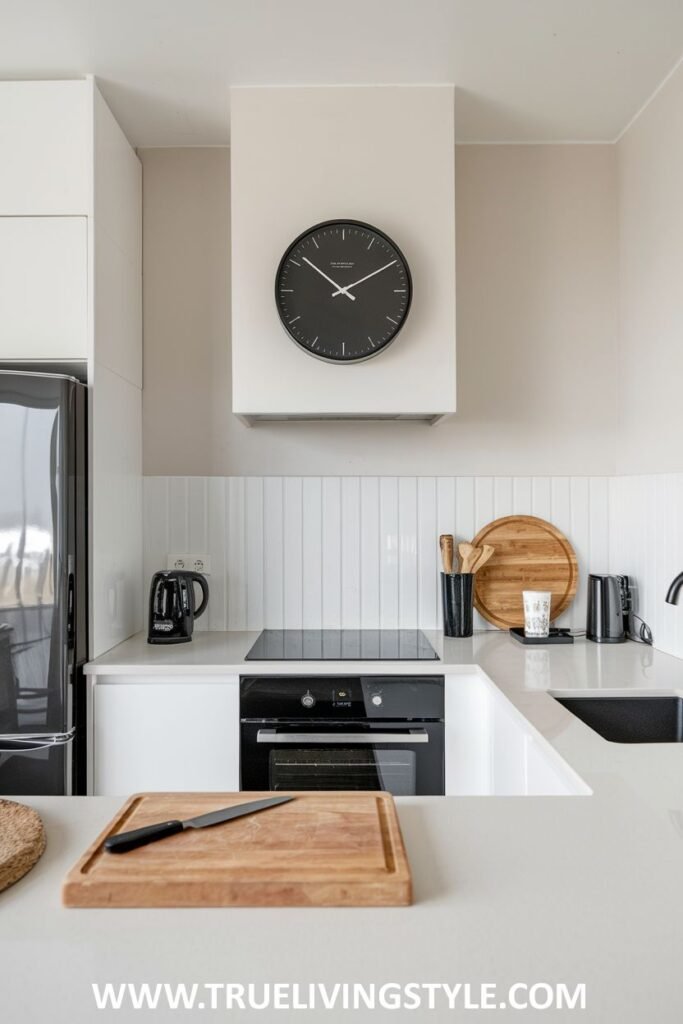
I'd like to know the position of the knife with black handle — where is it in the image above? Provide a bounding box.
[104,795,294,853]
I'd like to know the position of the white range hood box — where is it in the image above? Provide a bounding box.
[231,85,456,424]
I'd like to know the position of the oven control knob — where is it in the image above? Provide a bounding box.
[371,694,383,707]
[301,691,316,709]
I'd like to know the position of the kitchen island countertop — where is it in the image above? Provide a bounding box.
[2,632,683,1020]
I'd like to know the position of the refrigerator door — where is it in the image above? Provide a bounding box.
[0,371,87,794]
[0,732,73,796]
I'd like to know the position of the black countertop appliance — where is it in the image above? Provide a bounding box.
[147,570,209,644]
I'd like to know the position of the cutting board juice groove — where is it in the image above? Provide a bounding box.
[63,792,412,908]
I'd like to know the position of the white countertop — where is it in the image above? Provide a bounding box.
[85,628,683,803]
[3,632,683,1021]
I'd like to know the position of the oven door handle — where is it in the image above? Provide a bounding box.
[256,729,429,745]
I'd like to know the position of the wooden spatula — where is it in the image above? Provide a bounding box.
[472,544,495,573]
[439,534,455,574]
[458,542,479,573]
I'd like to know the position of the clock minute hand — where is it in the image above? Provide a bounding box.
[331,260,397,297]
[302,257,355,301]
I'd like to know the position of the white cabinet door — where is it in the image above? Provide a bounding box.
[0,80,89,214]
[444,672,588,796]
[0,216,88,359]
[93,676,240,796]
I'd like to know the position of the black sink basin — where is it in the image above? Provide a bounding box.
[555,696,683,743]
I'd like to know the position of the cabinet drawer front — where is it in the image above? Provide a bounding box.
[0,216,87,360]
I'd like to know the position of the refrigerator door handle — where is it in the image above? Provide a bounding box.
[0,729,75,752]
[67,569,75,647]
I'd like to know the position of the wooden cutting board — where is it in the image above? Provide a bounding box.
[63,792,412,908]
[0,799,46,894]
[472,515,578,629]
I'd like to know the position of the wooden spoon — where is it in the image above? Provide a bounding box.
[472,544,495,573]
[439,534,455,574]
[458,542,479,573]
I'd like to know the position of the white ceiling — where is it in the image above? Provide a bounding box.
[1,0,682,146]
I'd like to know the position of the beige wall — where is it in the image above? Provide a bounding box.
[617,61,683,474]
[141,143,618,476]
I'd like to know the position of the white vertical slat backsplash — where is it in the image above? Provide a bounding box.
[360,478,380,629]
[321,478,341,628]
[379,477,399,629]
[144,475,616,635]
[609,473,683,660]
[263,477,284,629]
[245,477,264,630]
[302,477,322,631]
[341,477,361,629]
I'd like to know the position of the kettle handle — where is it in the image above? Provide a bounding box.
[190,573,209,619]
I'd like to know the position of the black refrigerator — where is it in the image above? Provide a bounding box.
[0,371,87,795]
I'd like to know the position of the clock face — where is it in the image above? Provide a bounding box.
[275,220,412,363]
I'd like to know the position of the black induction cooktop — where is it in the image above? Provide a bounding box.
[245,629,440,662]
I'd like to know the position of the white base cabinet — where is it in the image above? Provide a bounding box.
[444,672,588,796]
[92,676,240,796]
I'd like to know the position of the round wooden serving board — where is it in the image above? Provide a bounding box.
[0,799,46,894]
[472,515,578,629]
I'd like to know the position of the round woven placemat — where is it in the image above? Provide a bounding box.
[0,798,46,894]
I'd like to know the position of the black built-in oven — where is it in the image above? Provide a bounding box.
[240,676,444,796]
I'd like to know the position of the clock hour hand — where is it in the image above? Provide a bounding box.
[302,257,355,301]
[331,260,397,297]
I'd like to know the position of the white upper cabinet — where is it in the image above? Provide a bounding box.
[0,81,90,215]
[0,80,143,660]
[0,217,88,359]
[231,86,456,424]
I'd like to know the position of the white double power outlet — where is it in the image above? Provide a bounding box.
[166,554,211,575]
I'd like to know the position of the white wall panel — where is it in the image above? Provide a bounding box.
[360,478,380,630]
[493,477,513,519]
[144,475,612,635]
[513,477,532,514]
[417,478,438,630]
[322,478,341,629]
[302,478,323,630]
[341,478,361,629]
[208,477,227,631]
[569,477,590,630]
[532,477,552,521]
[398,477,418,628]
[608,473,683,659]
[263,478,284,629]
[227,477,247,631]
[283,477,303,630]
[245,477,264,630]
[379,478,400,629]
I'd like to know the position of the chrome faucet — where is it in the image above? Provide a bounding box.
[665,572,683,605]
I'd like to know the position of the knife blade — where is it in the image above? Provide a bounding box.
[104,796,294,854]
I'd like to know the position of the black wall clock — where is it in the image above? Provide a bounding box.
[275,220,412,363]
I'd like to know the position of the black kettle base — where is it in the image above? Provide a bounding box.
[147,635,193,645]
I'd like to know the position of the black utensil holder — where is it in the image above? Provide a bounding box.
[441,572,474,638]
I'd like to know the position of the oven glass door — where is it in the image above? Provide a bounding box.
[241,722,444,795]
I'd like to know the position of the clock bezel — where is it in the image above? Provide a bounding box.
[274,219,413,365]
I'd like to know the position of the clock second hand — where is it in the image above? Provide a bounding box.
[331,260,397,297]
[302,257,355,301]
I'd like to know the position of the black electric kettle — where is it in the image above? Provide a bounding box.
[147,570,209,644]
